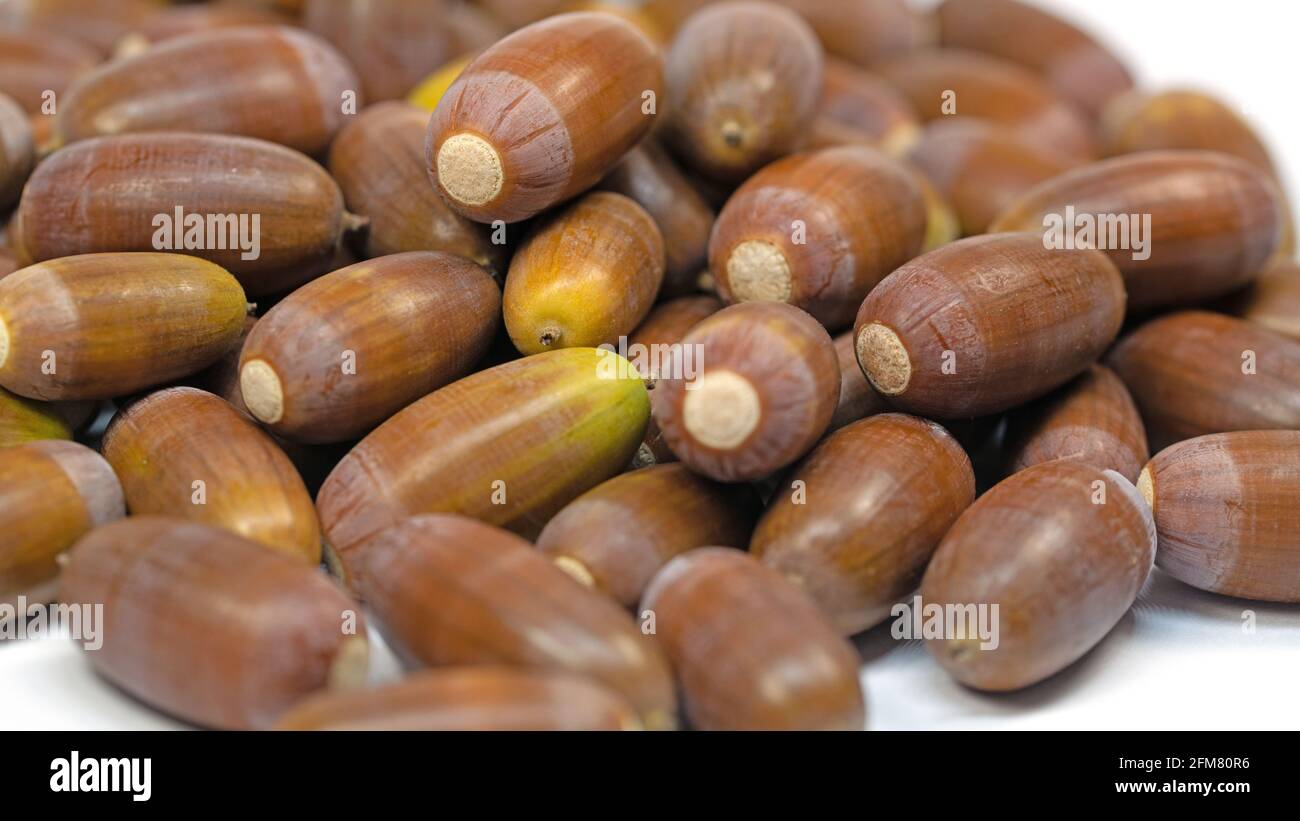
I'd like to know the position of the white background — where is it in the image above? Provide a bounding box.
[2,0,1299,730]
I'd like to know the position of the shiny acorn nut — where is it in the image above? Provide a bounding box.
[1139,431,1300,602]
[0,0,160,56]
[709,145,927,329]
[991,151,1284,311]
[853,233,1125,418]
[0,94,34,211]
[52,25,360,156]
[777,0,929,67]
[536,463,762,608]
[936,0,1134,119]
[599,142,716,298]
[122,2,292,46]
[317,347,650,552]
[641,547,865,730]
[817,57,920,156]
[1004,364,1148,484]
[1099,90,1277,174]
[662,2,823,183]
[351,514,678,729]
[328,102,506,277]
[274,667,641,731]
[504,192,664,355]
[0,253,247,401]
[427,12,664,224]
[1106,311,1300,451]
[102,387,321,563]
[0,440,123,610]
[0,387,96,448]
[921,461,1154,691]
[240,252,500,444]
[907,119,1077,236]
[828,331,885,433]
[874,49,1096,162]
[654,302,840,482]
[752,414,973,635]
[13,132,356,296]
[0,28,100,115]
[59,517,368,730]
[1229,260,1300,341]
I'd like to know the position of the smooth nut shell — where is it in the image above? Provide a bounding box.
[0,28,100,115]
[817,57,919,155]
[1229,260,1300,341]
[828,330,885,432]
[778,0,926,67]
[0,94,35,211]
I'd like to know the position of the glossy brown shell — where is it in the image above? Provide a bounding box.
[0,94,34,211]
[0,28,100,115]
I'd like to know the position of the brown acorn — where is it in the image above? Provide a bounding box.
[350,514,678,729]
[654,302,840,482]
[816,57,920,155]
[921,460,1155,691]
[122,2,292,47]
[752,414,974,634]
[828,331,886,432]
[0,94,34,211]
[0,28,100,115]
[58,517,368,730]
[708,144,926,329]
[1106,311,1300,451]
[907,119,1077,235]
[1,440,123,611]
[1139,430,1300,603]
[0,387,97,448]
[0,253,247,401]
[1004,364,1148,483]
[662,2,824,182]
[0,0,160,57]
[598,142,716,298]
[641,547,865,730]
[853,233,1125,418]
[13,132,358,296]
[328,102,506,277]
[317,347,650,552]
[991,151,1284,311]
[1229,260,1300,341]
[777,0,928,67]
[936,0,1134,119]
[536,463,762,608]
[239,252,500,444]
[427,12,664,223]
[274,667,641,731]
[53,25,361,156]
[103,387,320,563]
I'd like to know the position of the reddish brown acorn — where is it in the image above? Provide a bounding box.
[536,463,762,608]
[59,517,368,730]
[1229,260,1300,341]
[662,2,824,182]
[641,547,865,730]
[122,2,292,46]
[828,331,885,432]
[816,57,920,156]
[1100,90,1278,174]
[1139,431,1300,603]
[427,12,664,223]
[1106,311,1300,451]
[0,0,160,56]
[350,514,678,729]
[708,145,927,329]
[853,233,1125,418]
[1004,364,1148,483]
[0,94,34,211]
[991,151,1284,311]
[921,461,1155,691]
[653,302,840,482]
[753,414,974,634]
[777,0,928,67]
[0,28,100,115]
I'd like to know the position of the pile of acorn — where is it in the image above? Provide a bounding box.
[1,0,1298,731]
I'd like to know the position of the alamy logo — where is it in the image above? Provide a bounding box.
[152,206,261,260]
[890,595,1000,650]
[50,751,151,802]
[597,337,705,385]
[1042,205,1152,261]
[0,597,102,650]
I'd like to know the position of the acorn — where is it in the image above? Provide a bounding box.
[662,2,823,182]
[0,387,96,448]
[317,346,650,553]
[350,514,678,729]
[1228,260,1300,341]
[0,0,160,57]
[427,12,664,223]
[1100,90,1278,175]
[504,192,664,355]
[328,102,507,278]
[536,463,762,608]
[991,151,1284,311]
[274,667,641,731]
[0,28,100,115]
[0,253,247,401]
[239,252,500,444]
[778,0,928,67]
[708,144,926,329]
[921,460,1155,691]
[58,517,368,730]
[653,302,839,482]
[53,25,360,156]
[0,94,34,210]
[853,233,1125,418]
[0,440,123,611]
[102,387,321,564]
[936,0,1134,119]
[641,547,865,730]
[817,56,920,156]
[598,142,716,298]
[1140,430,1300,603]
[752,414,974,635]
[13,132,359,296]
[1106,310,1300,451]
[907,119,1077,235]
[121,2,292,47]
[828,331,885,432]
